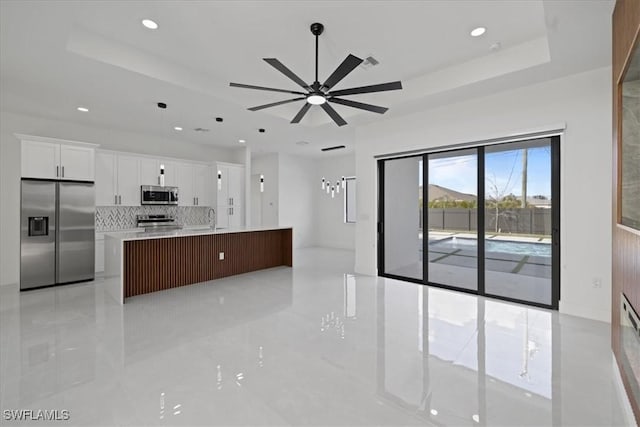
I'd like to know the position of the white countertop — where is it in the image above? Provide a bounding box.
[105,225,292,241]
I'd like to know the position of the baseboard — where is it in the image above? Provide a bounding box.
[559,300,610,323]
[613,353,639,426]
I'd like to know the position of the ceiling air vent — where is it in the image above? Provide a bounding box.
[360,55,380,70]
[321,145,346,152]
[193,127,210,132]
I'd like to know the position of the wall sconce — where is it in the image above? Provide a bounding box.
[260,175,264,193]
[217,170,222,190]
[160,164,165,187]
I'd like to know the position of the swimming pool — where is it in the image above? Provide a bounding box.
[429,237,551,257]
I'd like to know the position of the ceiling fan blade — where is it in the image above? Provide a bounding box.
[321,54,363,91]
[320,102,347,127]
[329,97,388,114]
[263,58,310,89]
[291,103,312,123]
[248,97,305,111]
[230,82,306,95]
[328,81,403,97]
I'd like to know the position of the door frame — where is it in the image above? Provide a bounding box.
[377,136,561,310]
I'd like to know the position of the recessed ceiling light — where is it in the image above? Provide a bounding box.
[470,27,486,37]
[174,126,183,131]
[77,107,89,112]
[142,19,158,30]
[238,139,245,144]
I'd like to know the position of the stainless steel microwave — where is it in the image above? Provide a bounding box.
[140,185,179,205]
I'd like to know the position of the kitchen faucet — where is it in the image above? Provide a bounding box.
[208,207,216,231]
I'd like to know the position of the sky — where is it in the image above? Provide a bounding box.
[421,146,552,198]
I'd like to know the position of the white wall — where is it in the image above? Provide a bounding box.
[0,111,239,286]
[315,153,356,251]
[251,154,279,228]
[354,66,613,322]
[278,153,316,249]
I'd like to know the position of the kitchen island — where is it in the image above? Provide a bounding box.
[104,226,292,304]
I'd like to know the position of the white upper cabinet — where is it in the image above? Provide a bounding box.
[20,136,97,181]
[116,154,140,206]
[59,145,95,181]
[217,165,229,206]
[193,164,212,207]
[227,166,244,208]
[95,151,141,206]
[177,162,195,206]
[139,157,160,186]
[95,152,117,206]
[21,140,60,179]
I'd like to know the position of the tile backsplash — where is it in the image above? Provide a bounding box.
[96,206,211,231]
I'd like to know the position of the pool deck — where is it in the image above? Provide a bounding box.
[387,231,553,305]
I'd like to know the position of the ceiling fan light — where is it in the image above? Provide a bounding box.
[307,94,326,105]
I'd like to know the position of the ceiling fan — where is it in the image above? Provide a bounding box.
[230,22,402,127]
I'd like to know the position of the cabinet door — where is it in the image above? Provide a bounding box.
[227,166,245,208]
[216,165,229,206]
[139,158,159,186]
[177,163,195,206]
[95,152,117,206]
[162,161,179,187]
[60,144,95,181]
[194,165,212,206]
[229,204,244,228]
[116,155,140,206]
[21,140,60,179]
[216,205,230,228]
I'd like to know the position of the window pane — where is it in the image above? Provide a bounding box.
[383,157,423,280]
[484,139,552,305]
[427,149,478,291]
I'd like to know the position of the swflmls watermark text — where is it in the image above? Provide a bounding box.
[3,409,70,421]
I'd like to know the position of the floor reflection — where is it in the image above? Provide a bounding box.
[0,248,628,426]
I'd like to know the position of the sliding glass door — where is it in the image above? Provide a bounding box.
[379,136,560,309]
[484,139,557,306]
[380,156,423,281]
[427,149,478,291]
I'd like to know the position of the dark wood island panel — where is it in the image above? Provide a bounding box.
[123,228,292,298]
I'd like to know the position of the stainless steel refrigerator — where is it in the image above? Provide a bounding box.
[20,179,95,290]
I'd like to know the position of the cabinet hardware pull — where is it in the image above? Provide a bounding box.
[115,195,118,205]
[119,195,122,205]
[56,166,59,177]
[62,166,65,177]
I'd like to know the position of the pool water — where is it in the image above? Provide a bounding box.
[430,237,551,257]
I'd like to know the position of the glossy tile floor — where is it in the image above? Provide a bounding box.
[0,248,630,426]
